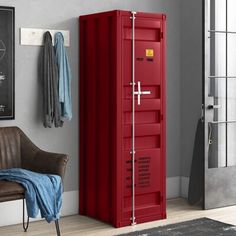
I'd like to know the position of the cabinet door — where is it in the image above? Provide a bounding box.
[121,13,166,226]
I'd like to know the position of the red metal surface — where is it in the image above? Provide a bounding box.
[79,10,166,228]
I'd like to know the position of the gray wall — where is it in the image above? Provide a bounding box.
[180,0,203,177]
[0,0,183,192]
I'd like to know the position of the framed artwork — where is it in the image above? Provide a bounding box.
[0,6,14,120]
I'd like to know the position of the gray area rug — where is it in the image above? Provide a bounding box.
[117,218,236,236]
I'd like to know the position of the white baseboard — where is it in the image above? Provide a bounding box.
[0,177,190,227]
[167,176,189,199]
[167,177,180,199]
[61,190,78,216]
[0,190,78,227]
[180,176,189,198]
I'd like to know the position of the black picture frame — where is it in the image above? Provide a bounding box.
[0,6,15,120]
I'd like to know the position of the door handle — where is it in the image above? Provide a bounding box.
[133,81,151,105]
[208,104,221,109]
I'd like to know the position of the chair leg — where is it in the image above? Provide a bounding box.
[22,198,61,235]
[55,220,61,236]
[22,198,30,232]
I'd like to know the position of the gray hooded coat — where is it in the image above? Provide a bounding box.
[42,31,63,128]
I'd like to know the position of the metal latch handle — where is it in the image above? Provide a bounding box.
[133,81,151,105]
[208,104,221,109]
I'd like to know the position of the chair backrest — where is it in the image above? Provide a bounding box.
[0,127,21,169]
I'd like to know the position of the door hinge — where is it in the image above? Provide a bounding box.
[201,104,204,122]
[160,195,164,202]
[162,14,167,20]
[160,32,164,39]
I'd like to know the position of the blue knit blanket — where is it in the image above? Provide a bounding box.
[0,168,62,223]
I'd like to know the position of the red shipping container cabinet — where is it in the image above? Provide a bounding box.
[79,10,166,227]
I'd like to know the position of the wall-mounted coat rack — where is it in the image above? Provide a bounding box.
[20,28,70,47]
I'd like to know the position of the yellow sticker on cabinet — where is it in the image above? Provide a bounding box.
[146,49,154,57]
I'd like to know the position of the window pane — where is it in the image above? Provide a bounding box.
[209,33,226,76]
[209,0,226,31]
[209,78,226,122]
[227,34,236,76]
[227,79,236,121]
[228,0,236,32]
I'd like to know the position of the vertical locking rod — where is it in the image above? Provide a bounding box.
[130,10,137,226]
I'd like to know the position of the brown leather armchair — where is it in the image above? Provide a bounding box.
[0,126,69,236]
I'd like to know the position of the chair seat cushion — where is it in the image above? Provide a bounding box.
[0,180,25,197]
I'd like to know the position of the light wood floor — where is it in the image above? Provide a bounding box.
[1,198,236,236]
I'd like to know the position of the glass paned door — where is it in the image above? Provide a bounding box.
[204,0,236,209]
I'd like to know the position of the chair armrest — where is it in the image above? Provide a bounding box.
[19,129,69,180]
[23,150,68,181]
